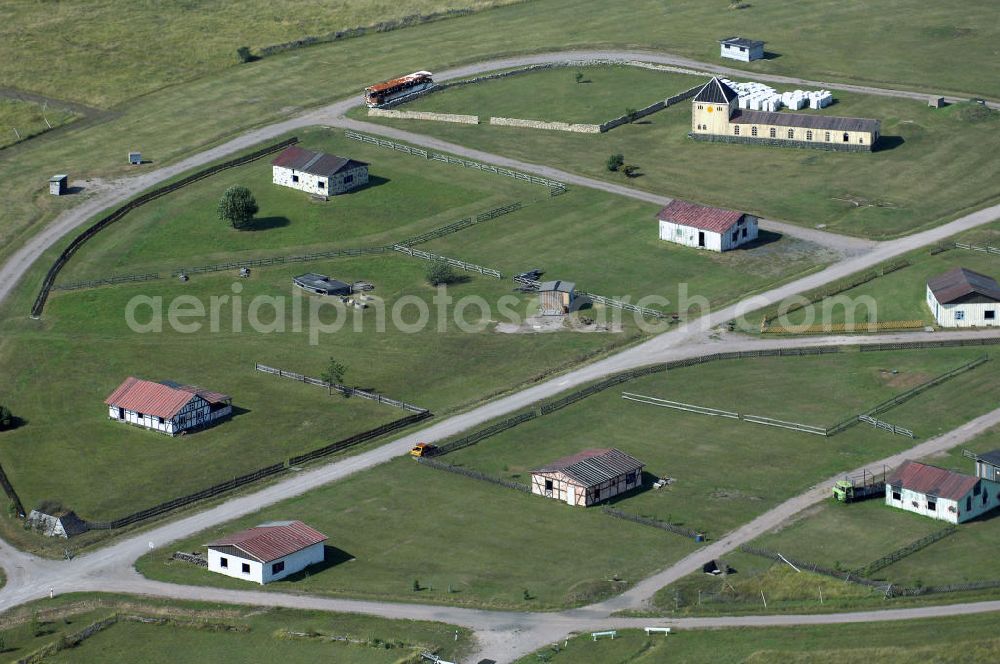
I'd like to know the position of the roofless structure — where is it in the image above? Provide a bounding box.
[690,77,879,151]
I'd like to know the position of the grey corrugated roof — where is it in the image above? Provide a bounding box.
[533,448,643,488]
[693,77,739,105]
[538,280,575,293]
[719,36,765,48]
[293,273,351,293]
[272,145,368,178]
[927,267,1000,304]
[730,109,880,133]
[977,450,1000,467]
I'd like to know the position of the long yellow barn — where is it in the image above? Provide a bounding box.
[690,77,879,152]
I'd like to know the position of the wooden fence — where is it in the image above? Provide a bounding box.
[53,272,161,291]
[31,137,300,318]
[622,393,827,435]
[763,320,926,335]
[396,201,522,247]
[0,461,26,518]
[602,507,704,541]
[858,415,914,438]
[416,456,530,492]
[434,410,538,455]
[172,246,389,277]
[344,130,567,194]
[392,245,502,278]
[254,363,428,413]
[955,242,1000,255]
[854,526,956,577]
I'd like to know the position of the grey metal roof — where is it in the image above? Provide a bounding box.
[50,174,68,182]
[693,77,739,105]
[730,109,880,134]
[533,448,644,488]
[293,273,351,294]
[538,280,575,293]
[978,450,1000,467]
[927,267,1000,304]
[719,36,765,48]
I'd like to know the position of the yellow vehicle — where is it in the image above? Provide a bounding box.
[410,443,436,458]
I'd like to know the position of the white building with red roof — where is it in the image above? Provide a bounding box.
[885,460,1000,524]
[104,377,232,436]
[656,199,758,252]
[207,520,327,584]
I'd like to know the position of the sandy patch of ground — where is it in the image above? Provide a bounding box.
[494,314,622,334]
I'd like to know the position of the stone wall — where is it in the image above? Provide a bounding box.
[690,132,874,152]
[489,116,601,133]
[367,108,479,124]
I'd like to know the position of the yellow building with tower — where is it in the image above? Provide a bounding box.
[690,77,879,152]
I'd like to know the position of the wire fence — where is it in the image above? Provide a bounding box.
[31,137,300,317]
[416,457,530,492]
[254,363,428,413]
[344,130,567,194]
[392,245,502,278]
[172,246,390,277]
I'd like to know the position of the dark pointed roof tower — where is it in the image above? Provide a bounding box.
[693,77,739,105]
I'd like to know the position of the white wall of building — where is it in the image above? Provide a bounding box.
[885,479,1000,524]
[273,165,368,196]
[926,286,1000,327]
[658,216,757,252]
[207,542,325,585]
[720,43,763,62]
[108,396,231,436]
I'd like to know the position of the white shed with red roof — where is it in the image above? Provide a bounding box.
[207,520,327,584]
[104,377,232,436]
[656,200,758,252]
[885,460,1000,524]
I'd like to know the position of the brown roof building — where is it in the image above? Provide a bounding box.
[105,377,232,436]
[926,267,1000,328]
[885,460,1000,524]
[656,199,758,251]
[207,521,328,584]
[531,448,644,507]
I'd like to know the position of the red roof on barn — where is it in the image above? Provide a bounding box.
[104,377,230,419]
[208,521,327,563]
[656,200,746,234]
[887,460,980,501]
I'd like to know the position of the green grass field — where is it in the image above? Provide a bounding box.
[445,348,998,535]
[360,71,1000,238]
[766,222,1000,329]
[0,593,472,663]
[0,98,79,149]
[404,65,700,123]
[517,616,1000,664]
[137,455,697,610]
[4,1,1000,279]
[0,255,639,531]
[137,348,998,609]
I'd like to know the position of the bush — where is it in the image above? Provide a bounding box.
[622,164,639,177]
[236,46,253,64]
[425,261,459,285]
[0,404,12,430]
[606,154,624,172]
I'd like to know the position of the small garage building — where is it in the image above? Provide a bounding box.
[885,460,1000,524]
[272,145,369,197]
[207,520,327,585]
[531,448,644,507]
[657,199,758,252]
[718,36,765,62]
[926,267,1000,328]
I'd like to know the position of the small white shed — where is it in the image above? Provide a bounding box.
[49,174,68,196]
[207,520,327,584]
[925,267,1000,328]
[718,37,765,62]
[657,200,758,252]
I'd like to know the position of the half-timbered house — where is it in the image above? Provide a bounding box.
[531,448,644,507]
[104,377,232,436]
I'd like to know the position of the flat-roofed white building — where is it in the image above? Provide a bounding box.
[926,267,1000,327]
[718,36,765,62]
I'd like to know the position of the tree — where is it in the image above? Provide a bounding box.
[425,260,458,285]
[236,46,253,64]
[606,154,624,172]
[0,405,12,431]
[622,164,640,178]
[320,357,347,396]
[217,185,258,230]
[574,72,584,84]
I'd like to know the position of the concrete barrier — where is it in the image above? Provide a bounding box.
[489,116,601,133]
